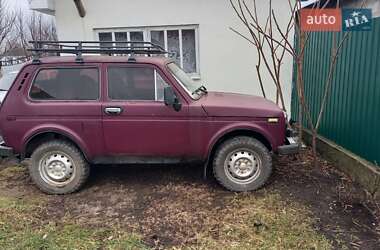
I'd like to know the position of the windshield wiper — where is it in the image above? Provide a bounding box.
[0,89,8,91]
[192,85,208,96]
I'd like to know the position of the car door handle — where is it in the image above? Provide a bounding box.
[104,107,123,115]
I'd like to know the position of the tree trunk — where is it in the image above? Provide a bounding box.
[311,130,318,168]
[296,31,306,151]
[296,60,303,150]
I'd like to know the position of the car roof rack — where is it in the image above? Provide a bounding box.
[28,40,168,63]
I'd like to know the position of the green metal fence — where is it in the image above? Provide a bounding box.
[291,17,380,166]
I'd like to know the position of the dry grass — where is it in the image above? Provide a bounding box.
[1,151,378,250]
[191,192,332,250]
[0,190,332,250]
[0,165,332,249]
[0,195,147,250]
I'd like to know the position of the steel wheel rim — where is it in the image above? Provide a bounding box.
[224,148,262,185]
[39,151,76,187]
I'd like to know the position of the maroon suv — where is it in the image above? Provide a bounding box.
[0,41,298,194]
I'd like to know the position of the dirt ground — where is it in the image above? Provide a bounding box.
[0,149,379,249]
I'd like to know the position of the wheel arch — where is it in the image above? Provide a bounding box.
[203,127,273,178]
[22,129,90,161]
[208,129,272,160]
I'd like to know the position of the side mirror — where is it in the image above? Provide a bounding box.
[164,86,182,111]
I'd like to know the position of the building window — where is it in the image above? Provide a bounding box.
[107,66,168,101]
[97,25,199,75]
[98,32,112,49]
[30,68,99,100]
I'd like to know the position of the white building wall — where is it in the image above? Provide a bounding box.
[53,0,294,112]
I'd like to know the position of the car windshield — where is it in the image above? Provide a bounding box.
[167,62,206,100]
[0,72,18,91]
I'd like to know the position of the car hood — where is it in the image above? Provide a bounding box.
[200,92,283,118]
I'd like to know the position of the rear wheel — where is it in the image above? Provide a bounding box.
[213,136,272,192]
[29,140,90,194]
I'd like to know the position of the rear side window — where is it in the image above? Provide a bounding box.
[30,68,99,100]
[107,67,168,101]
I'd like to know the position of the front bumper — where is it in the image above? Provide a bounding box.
[278,138,299,155]
[277,129,300,155]
[0,136,13,158]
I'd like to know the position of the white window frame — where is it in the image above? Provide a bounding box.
[95,25,200,78]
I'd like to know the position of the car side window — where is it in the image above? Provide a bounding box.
[107,66,168,101]
[30,68,99,100]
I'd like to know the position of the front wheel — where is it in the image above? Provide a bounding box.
[29,140,90,194]
[213,136,272,192]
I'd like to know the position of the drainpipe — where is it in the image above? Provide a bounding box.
[73,0,86,18]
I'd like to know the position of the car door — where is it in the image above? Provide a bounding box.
[14,65,104,159]
[101,63,190,161]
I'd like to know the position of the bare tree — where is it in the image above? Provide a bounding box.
[0,0,17,57]
[0,2,57,75]
[27,12,57,42]
[230,0,361,166]
[16,11,57,55]
[229,0,295,112]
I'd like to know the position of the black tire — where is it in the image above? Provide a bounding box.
[28,140,90,194]
[213,136,272,192]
